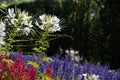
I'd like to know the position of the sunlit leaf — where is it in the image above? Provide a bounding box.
[42,57,53,62]
[27,61,39,69]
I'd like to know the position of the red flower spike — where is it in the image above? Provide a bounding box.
[0,61,8,73]
[10,57,26,80]
[45,64,53,79]
[24,66,36,80]
[0,55,2,61]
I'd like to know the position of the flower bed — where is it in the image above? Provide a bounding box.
[0,53,118,80]
[0,7,120,80]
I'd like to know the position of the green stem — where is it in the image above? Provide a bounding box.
[33,26,49,54]
[48,34,73,41]
[12,44,36,47]
[12,39,37,43]
[12,34,72,43]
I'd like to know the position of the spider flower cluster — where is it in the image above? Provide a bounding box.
[35,14,61,32]
[2,8,61,35]
[4,8,33,36]
[0,8,62,52]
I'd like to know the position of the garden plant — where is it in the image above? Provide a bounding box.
[0,7,120,80]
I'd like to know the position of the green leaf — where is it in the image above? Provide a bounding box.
[39,73,52,80]
[27,61,39,69]
[39,46,47,51]
[33,47,40,52]
[56,75,60,80]
[44,75,51,80]
[87,75,92,80]
[42,57,53,62]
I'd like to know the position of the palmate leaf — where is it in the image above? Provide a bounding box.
[39,46,47,51]
[27,61,39,69]
[87,75,92,80]
[8,38,14,42]
[33,47,40,53]
[39,73,52,80]
[56,75,60,80]
[42,57,53,62]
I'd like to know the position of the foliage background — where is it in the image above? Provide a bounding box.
[0,0,120,69]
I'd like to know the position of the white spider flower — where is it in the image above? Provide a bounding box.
[39,25,44,30]
[39,14,60,25]
[6,8,18,25]
[17,28,21,31]
[74,56,80,62]
[27,21,33,28]
[65,49,70,54]
[35,21,45,30]
[23,27,31,36]
[39,14,48,24]
[50,16,60,24]
[10,18,18,25]
[21,20,33,28]
[20,11,32,21]
[0,32,6,37]
[0,21,6,47]
[18,10,33,35]
[16,10,33,36]
[70,49,75,55]
[49,24,61,32]
[7,8,16,18]
[92,74,100,80]
[0,21,6,32]
[83,73,88,80]
[0,37,5,47]
[36,14,61,32]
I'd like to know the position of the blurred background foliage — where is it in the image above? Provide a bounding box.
[0,0,120,69]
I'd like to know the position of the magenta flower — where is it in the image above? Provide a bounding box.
[10,57,26,80]
[0,55,8,74]
[0,55,2,61]
[24,66,36,80]
[45,64,53,79]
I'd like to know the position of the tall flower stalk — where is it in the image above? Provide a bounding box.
[32,14,62,79]
[33,14,62,54]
